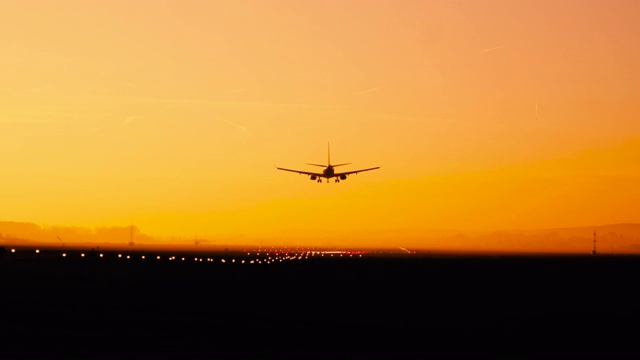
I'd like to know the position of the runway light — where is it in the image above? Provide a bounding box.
[241,260,245,264]
[221,259,226,263]
[62,253,66,257]
[11,249,15,253]
[157,256,161,260]
[182,257,185,261]
[118,254,122,258]
[141,255,145,259]
[81,253,85,257]
[35,249,40,253]
[100,254,104,258]
[126,255,130,259]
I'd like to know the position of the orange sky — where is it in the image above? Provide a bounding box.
[1,0,639,250]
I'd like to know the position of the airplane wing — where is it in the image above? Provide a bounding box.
[276,167,324,177]
[334,167,380,176]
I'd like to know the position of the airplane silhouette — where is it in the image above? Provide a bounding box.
[276,143,380,183]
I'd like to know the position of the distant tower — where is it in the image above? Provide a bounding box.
[128,225,135,247]
[592,230,597,255]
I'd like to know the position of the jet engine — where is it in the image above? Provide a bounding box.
[339,174,347,180]
[310,175,317,180]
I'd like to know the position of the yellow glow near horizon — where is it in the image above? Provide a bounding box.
[1,1,640,252]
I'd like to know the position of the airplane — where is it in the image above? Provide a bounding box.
[276,143,380,183]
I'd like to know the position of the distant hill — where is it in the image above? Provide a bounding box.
[422,223,640,254]
[0,220,156,247]
[2,220,640,254]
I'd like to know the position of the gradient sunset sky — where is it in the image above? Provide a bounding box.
[1,0,639,249]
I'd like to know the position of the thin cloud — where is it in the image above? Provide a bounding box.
[221,118,248,133]
[30,86,50,93]
[480,45,506,53]
[146,97,318,109]
[353,86,382,95]
[122,116,143,126]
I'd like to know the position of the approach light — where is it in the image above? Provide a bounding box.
[35,249,40,253]
[141,256,145,259]
[157,256,161,260]
[126,255,130,259]
[81,253,85,257]
[221,259,226,263]
[11,249,15,253]
[118,254,122,258]
[62,253,66,257]
[100,254,104,257]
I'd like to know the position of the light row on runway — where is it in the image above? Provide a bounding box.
[5,248,364,264]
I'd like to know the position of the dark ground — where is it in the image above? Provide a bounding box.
[1,248,639,359]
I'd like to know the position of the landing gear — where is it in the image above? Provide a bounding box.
[317,179,322,183]
[335,178,340,183]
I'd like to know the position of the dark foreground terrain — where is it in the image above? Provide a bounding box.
[2,247,639,359]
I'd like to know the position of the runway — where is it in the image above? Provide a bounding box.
[2,246,639,359]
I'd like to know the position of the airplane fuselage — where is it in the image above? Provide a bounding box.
[323,166,335,178]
